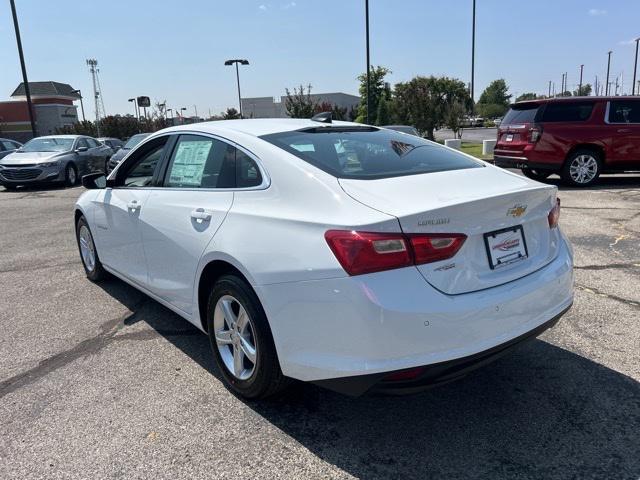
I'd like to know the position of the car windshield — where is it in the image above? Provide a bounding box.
[123,134,149,149]
[20,137,74,152]
[502,104,540,125]
[261,127,482,180]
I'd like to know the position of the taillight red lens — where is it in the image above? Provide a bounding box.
[548,198,561,228]
[528,124,543,143]
[408,233,467,265]
[325,230,467,276]
[383,367,424,382]
[324,230,412,275]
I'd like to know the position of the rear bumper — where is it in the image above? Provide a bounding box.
[493,154,557,171]
[314,305,569,396]
[257,236,574,388]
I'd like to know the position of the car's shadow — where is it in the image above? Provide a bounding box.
[506,169,640,191]
[97,277,640,479]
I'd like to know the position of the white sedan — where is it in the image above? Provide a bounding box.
[75,116,574,398]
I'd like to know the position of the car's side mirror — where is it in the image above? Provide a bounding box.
[76,146,89,153]
[82,172,109,189]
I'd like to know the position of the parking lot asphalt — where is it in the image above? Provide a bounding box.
[0,175,639,479]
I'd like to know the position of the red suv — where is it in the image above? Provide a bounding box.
[494,97,640,186]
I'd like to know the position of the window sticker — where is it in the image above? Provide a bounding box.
[169,140,212,186]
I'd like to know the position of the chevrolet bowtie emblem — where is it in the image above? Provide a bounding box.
[507,204,527,217]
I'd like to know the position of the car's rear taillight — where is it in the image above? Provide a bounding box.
[548,198,561,228]
[528,124,543,143]
[325,230,467,276]
[407,233,467,265]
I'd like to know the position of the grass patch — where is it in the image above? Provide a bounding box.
[460,142,492,161]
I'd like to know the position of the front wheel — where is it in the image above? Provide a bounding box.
[65,163,78,187]
[207,274,290,399]
[561,150,602,187]
[76,215,106,281]
[522,167,552,182]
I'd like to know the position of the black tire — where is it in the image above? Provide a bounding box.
[65,163,78,187]
[75,215,106,281]
[207,274,290,399]
[2,184,17,191]
[561,149,602,187]
[522,167,552,181]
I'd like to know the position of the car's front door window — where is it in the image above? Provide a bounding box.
[123,145,166,187]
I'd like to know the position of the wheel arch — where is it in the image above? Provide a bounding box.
[564,143,605,166]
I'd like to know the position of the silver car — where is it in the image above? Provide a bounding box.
[0,138,23,160]
[0,135,111,190]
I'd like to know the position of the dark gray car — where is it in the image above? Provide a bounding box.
[0,138,23,160]
[0,135,111,190]
[106,133,151,173]
[97,137,125,152]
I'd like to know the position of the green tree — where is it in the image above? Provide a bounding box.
[284,84,318,118]
[444,101,467,139]
[476,79,511,118]
[222,107,241,120]
[393,76,471,140]
[574,84,592,96]
[356,66,391,124]
[376,96,391,125]
[516,92,538,102]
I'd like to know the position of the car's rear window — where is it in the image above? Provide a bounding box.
[502,105,540,125]
[541,102,594,122]
[261,127,483,180]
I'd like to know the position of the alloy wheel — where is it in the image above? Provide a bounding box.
[68,166,77,185]
[78,225,96,272]
[213,295,257,380]
[569,154,597,184]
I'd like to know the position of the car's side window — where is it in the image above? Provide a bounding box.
[608,101,640,124]
[164,135,236,188]
[1,141,15,150]
[76,138,89,149]
[236,149,263,188]
[116,137,169,188]
[87,138,99,148]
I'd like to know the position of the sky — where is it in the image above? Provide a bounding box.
[1,0,639,119]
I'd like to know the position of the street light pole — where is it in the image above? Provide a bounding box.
[471,0,476,111]
[365,0,371,124]
[548,80,552,97]
[605,51,612,95]
[71,90,86,122]
[633,38,639,95]
[224,59,249,118]
[578,64,584,96]
[9,0,37,138]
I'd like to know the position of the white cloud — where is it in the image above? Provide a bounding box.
[588,8,607,16]
[282,1,296,9]
[619,38,639,45]
[258,4,267,10]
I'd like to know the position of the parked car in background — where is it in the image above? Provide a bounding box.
[0,138,23,160]
[98,137,124,152]
[75,118,573,399]
[106,133,151,173]
[0,135,110,190]
[493,117,503,127]
[494,97,640,186]
[383,125,420,136]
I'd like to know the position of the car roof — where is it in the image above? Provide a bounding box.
[158,118,360,138]
[32,135,82,139]
[513,96,624,107]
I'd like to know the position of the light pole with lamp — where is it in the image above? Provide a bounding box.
[605,51,612,95]
[633,38,639,95]
[71,89,86,122]
[224,59,249,118]
[180,107,187,124]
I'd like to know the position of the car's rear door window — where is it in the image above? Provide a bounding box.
[541,102,595,122]
[261,127,482,180]
[502,105,540,125]
[608,100,640,123]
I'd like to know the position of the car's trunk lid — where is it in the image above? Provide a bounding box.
[339,167,560,294]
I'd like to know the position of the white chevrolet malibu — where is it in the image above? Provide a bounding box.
[75,116,573,398]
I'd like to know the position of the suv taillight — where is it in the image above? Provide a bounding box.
[325,230,466,276]
[548,198,561,228]
[528,124,543,143]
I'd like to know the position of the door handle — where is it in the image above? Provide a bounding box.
[127,200,141,211]
[191,208,212,222]
[617,128,632,133]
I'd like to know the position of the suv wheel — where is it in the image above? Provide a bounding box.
[521,168,552,182]
[207,274,290,399]
[562,149,601,187]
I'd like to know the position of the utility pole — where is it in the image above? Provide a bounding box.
[548,80,552,97]
[578,64,584,96]
[10,0,37,138]
[471,0,476,110]
[365,0,371,123]
[605,51,612,95]
[86,59,104,136]
[633,38,639,95]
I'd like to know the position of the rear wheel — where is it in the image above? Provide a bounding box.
[76,215,106,281]
[521,167,552,181]
[207,274,290,399]
[561,149,601,187]
[65,163,78,187]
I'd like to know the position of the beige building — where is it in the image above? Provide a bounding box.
[241,92,360,119]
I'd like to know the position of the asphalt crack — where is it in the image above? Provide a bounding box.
[0,300,200,399]
[576,284,640,310]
